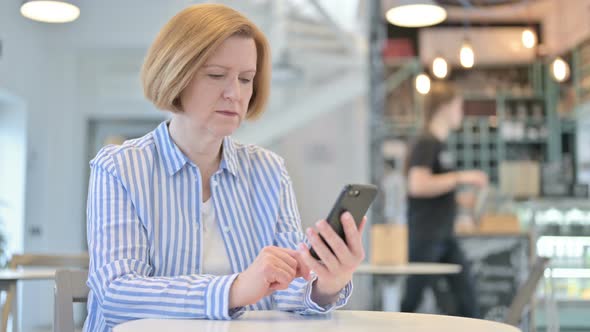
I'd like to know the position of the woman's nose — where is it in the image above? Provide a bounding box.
[223,77,241,101]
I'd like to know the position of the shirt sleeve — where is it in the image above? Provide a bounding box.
[86,157,244,328]
[270,159,352,314]
[408,136,438,171]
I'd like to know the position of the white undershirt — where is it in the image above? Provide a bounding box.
[200,198,233,275]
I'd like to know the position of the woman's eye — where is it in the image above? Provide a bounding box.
[239,78,252,84]
[208,74,225,79]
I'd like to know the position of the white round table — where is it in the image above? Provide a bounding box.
[0,268,57,332]
[113,310,520,332]
[0,268,56,281]
[354,263,462,310]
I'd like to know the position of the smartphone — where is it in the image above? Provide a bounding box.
[310,184,378,260]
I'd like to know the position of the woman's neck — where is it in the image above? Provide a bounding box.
[168,115,222,175]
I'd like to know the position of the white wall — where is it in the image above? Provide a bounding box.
[275,98,369,229]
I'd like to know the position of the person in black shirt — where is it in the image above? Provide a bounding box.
[400,83,488,318]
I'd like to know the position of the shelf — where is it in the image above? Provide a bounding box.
[537,296,590,304]
[503,139,547,144]
[502,94,545,101]
[546,268,590,278]
[538,236,590,242]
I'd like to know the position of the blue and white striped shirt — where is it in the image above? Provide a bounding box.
[84,121,352,331]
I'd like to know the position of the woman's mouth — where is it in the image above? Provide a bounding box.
[216,110,239,117]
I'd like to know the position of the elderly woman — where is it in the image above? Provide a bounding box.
[84,4,367,331]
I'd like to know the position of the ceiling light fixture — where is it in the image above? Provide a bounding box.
[551,57,570,83]
[522,0,537,50]
[20,0,80,23]
[522,28,537,49]
[432,56,449,79]
[459,40,475,69]
[415,73,431,95]
[385,0,447,28]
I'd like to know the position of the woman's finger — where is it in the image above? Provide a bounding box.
[282,247,312,280]
[358,216,368,234]
[297,243,329,277]
[270,255,297,281]
[316,219,355,266]
[306,227,340,271]
[342,213,364,257]
[268,264,294,290]
[267,246,299,271]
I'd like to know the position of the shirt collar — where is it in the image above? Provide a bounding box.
[154,121,238,177]
[220,136,239,177]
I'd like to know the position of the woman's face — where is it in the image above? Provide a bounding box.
[179,35,257,138]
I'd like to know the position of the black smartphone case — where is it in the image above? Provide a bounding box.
[310,184,378,260]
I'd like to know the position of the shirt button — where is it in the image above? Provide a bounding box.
[339,294,346,300]
[222,226,231,233]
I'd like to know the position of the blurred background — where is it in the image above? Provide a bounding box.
[1,0,590,331]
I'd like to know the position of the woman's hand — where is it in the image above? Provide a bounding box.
[297,212,367,305]
[229,246,311,308]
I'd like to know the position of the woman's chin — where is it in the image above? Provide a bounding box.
[209,124,239,138]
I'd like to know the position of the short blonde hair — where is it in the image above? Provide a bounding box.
[141,4,271,119]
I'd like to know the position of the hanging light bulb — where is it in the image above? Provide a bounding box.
[432,56,449,79]
[551,57,570,82]
[20,1,80,23]
[522,28,537,49]
[415,73,431,95]
[459,41,475,69]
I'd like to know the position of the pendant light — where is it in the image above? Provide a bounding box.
[415,73,431,95]
[20,0,80,23]
[549,1,569,82]
[551,57,570,82]
[521,28,537,49]
[384,0,447,28]
[432,56,449,79]
[521,0,537,49]
[459,40,475,69]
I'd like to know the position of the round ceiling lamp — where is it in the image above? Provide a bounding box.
[385,0,447,28]
[20,1,80,23]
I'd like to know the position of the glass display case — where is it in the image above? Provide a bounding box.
[518,199,590,331]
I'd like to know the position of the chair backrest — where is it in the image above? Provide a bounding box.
[54,269,89,332]
[505,256,550,326]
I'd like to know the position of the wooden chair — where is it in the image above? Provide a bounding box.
[1,253,89,332]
